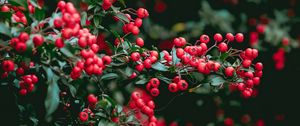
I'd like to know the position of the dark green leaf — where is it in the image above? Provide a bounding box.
[208,75,225,86]
[171,47,180,65]
[80,12,87,26]
[115,13,129,23]
[43,67,60,122]
[0,23,12,37]
[101,73,119,80]
[191,72,205,82]
[33,8,45,21]
[8,0,27,7]
[93,15,102,27]
[151,62,169,72]
[220,52,229,61]
[157,75,172,84]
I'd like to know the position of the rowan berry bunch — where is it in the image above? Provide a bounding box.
[0,0,264,126]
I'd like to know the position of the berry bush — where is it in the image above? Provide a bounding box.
[0,0,274,125]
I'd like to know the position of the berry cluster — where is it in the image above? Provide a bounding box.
[19,74,38,96]
[168,76,189,93]
[130,91,157,126]
[146,78,160,97]
[9,32,29,53]
[131,50,159,72]
[70,51,111,79]
[121,8,149,36]
[272,48,285,70]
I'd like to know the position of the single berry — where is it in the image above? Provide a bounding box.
[214,33,223,42]
[199,34,210,43]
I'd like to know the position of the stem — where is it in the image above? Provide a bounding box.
[204,41,217,55]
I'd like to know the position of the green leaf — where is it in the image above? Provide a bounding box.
[171,47,180,65]
[151,62,169,72]
[157,75,172,84]
[191,72,205,82]
[0,12,13,20]
[101,73,119,80]
[115,13,129,23]
[43,67,60,122]
[30,0,41,8]
[8,0,27,7]
[80,12,87,26]
[0,23,12,37]
[219,52,229,61]
[119,0,126,7]
[93,15,102,27]
[135,75,148,85]
[33,8,45,21]
[208,75,225,86]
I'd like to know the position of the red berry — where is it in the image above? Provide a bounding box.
[136,98,145,108]
[19,32,29,42]
[53,17,63,28]
[255,62,263,71]
[79,112,89,122]
[282,38,289,46]
[131,26,140,35]
[253,77,260,85]
[136,37,144,47]
[90,44,99,53]
[19,89,27,96]
[55,38,65,48]
[244,71,254,78]
[237,83,245,91]
[33,35,44,47]
[78,37,87,48]
[150,88,160,97]
[252,49,258,59]
[129,72,137,79]
[199,34,210,43]
[225,67,235,77]
[57,1,66,10]
[218,42,228,52]
[149,122,157,126]
[1,5,10,12]
[149,78,160,87]
[142,106,153,116]
[254,70,262,77]
[137,8,149,18]
[2,60,15,72]
[87,94,97,104]
[256,24,265,34]
[224,118,234,126]
[246,79,254,88]
[16,68,25,75]
[168,83,178,92]
[245,48,253,58]
[143,59,152,69]
[15,42,27,52]
[242,89,252,98]
[136,64,144,72]
[242,59,252,68]
[225,33,234,42]
[147,100,155,109]
[213,62,221,72]
[102,56,112,65]
[235,33,244,43]
[214,33,223,42]
[176,48,185,58]
[131,52,140,62]
[62,28,73,39]
[134,18,143,27]
[131,91,141,101]
[177,80,188,91]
